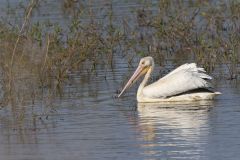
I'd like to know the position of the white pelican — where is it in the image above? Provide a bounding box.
[118,56,220,102]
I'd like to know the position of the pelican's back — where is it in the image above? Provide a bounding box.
[142,63,213,99]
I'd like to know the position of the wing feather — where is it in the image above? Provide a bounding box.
[142,63,212,98]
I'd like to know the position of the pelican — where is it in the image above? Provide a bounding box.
[118,56,220,102]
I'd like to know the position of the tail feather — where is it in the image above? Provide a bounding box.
[198,73,212,80]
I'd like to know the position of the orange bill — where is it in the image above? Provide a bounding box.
[118,65,149,97]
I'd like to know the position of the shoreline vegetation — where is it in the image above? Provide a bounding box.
[0,0,239,110]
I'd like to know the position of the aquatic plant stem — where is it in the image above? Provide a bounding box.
[42,34,50,72]
[9,0,36,96]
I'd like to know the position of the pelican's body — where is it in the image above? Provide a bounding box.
[118,56,220,102]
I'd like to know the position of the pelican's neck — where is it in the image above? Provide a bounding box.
[137,65,154,97]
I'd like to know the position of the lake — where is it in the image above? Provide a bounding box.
[0,1,240,160]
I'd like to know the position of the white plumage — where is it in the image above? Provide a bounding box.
[118,56,220,103]
[142,63,212,98]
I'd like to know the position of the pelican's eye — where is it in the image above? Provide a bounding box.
[141,61,145,65]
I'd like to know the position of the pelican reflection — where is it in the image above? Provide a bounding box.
[136,101,214,158]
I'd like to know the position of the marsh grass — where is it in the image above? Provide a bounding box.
[134,1,240,75]
[0,0,239,113]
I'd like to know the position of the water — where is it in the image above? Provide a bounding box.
[0,1,240,160]
[0,57,239,160]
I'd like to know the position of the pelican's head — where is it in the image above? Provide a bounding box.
[118,56,154,97]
